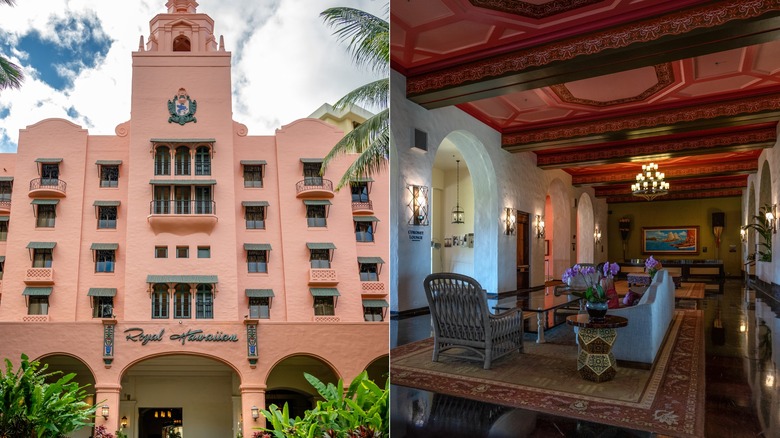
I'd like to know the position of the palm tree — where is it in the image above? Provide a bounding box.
[320,6,388,190]
[0,0,23,91]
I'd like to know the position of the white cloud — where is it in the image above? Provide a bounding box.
[0,0,385,150]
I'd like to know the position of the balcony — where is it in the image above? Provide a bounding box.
[313,315,340,323]
[29,178,66,198]
[22,315,50,322]
[296,178,334,199]
[148,200,218,234]
[25,267,54,285]
[351,201,373,214]
[0,198,10,213]
[309,268,338,285]
[361,282,386,294]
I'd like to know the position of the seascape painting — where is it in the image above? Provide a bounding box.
[642,226,699,254]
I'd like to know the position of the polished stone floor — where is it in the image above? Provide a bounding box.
[390,279,779,437]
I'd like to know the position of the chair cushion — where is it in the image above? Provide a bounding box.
[623,290,641,306]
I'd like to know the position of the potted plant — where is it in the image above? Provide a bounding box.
[563,263,620,320]
[645,255,662,279]
[742,204,773,262]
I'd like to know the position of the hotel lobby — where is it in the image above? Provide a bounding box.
[389,1,780,436]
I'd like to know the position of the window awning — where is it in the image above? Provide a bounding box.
[90,243,118,250]
[303,200,332,206]
[358,257,385,264]
[95,160,123,165]
[300,158,323,164]
[27,241,56,249]
[0,216,8,222]
[146,275,218,283]
[242,201,269,207]
[244,243,272,251]
[362,299,389,308]
[0,176,13,182]
[35,158,63,163]
[307,242,336,250]
[93,200,121,207]
[310,288,340,297]
[149,179,217,185]
[240,160,267,165]
[352,177,374,183]
[353,216,380,222]
[245,289,275,298]
[88,288,117,297]
[23,287,52,296]
[31,199,59,205]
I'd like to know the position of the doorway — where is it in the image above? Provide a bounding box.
[516,211,530,289]
[139,407,183,438]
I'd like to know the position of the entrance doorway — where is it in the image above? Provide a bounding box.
[139,407,183,438]
[516,211,530,289]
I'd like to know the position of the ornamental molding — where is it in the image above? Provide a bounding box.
[167,87,198,125]
[572,161,758,185]
[550,64,674,108]
[468,0,603,19]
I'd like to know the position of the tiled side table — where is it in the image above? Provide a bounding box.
[566,314,628,382]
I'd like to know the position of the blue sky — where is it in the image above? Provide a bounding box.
[0,0,385,152]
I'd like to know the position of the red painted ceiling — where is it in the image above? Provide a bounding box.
[392,0,780,202]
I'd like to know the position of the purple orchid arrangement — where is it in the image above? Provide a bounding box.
[563,264,608,303]
[603,261,620,279]
[645,255,662,277]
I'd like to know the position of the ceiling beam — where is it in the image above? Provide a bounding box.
[594,176,748,197]
[606,189,744,203]
[406,2,780,109]
[572,160,758,186]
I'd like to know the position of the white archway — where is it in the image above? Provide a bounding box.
[577,193,595,263]
[548,178,571,278]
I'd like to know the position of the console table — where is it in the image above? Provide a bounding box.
[566,314,628,382]
[618,260,724,293]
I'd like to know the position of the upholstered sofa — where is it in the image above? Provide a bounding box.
[607,269,676,366]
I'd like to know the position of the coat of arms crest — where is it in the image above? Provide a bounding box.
[167,88,197,125]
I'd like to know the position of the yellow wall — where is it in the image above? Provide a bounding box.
[607,197,743,276]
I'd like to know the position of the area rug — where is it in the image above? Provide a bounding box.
[391,310,704,437]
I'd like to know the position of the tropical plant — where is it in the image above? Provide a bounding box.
[259,371,389,438]
[0,0,23,91]
[0,354,95,438]
[742,204,773,262]
[319,6,389,191]
[562,263,620,304]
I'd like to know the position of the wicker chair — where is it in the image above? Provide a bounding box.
[423,272,524,369]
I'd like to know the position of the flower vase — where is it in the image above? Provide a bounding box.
[585,301,608,321]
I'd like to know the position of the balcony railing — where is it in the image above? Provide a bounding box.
[0,198,10,212]
[295,178,334,198]
[25,268,54,285]
[149,200,216,215]
[29,178,66,197]
[361,282,386,294]
[313,315,340,323]
[22,315,50,322]
[351,201,373,213]
[309,268,338,285]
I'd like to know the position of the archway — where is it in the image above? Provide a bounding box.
[544,195,553,280]
[548,179,571,278]
[365,354,389,387]
[577,193,595,263]
[38,354,97,438]
[747,181,756,277]
[121,354,238,438]
[265,355,339,419]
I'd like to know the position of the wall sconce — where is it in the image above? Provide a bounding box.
[739,321,746,333]
[594,227,601,244]
[740,227,747,242]
[121,416,128,429]
[251,405,260,421]
[407,184,429,226]
[101,405,109,420]
[765,204,777,234]
[504,207,516,235]
[535,215,545,239]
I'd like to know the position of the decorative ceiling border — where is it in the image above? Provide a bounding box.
[468,0,603,19]
[571,160,758,185]
[606,189,744,203]
[407,0,780,96]
[595,177,748,196]
[549,64,674,108]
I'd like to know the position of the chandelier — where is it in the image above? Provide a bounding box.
[451,159,465,224]
[631,162,669,201]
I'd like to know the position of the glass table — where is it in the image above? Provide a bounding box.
[507,286,582,343]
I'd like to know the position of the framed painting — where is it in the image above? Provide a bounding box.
[642,226,699,255]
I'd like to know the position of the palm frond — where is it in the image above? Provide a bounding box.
[0,0,16,6]
[0,57,23,91]
[321,7,389,76]
[334,78,388,112]
[322,108,387,164]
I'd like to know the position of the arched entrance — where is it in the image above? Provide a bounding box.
[121,354,238,438]
[577,193,595,263]
[547,179,571,278]
[265,355,339,419]
[38,354,97,438]
[364,354,389,387]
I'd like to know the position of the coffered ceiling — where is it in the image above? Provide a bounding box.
[391,0,780,202]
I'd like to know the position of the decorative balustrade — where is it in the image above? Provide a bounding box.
[25,268,54,284]
[295,179,334,198]
[29,178,66,196]
[309,269,338,284]
[0,200,10,211]
[351,201,373,213]
[313,315,340,323]
[149,200,216,215]
[361,282,386,293]
[22,315,50,322]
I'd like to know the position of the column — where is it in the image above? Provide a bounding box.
[240,383,266,437]
[94,383,122,431]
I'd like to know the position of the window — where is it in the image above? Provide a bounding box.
[194,186,212,214]
[176,246,189,258]
[303,162,323,186]
[28,297,48,315]
[153,186,171,214]
[351,182,369,202]
[314,296,335,316]
[95,250,115,273]
[0,220,7,241]
[100,165,119,188]
[92,297,113,318]
[155,146,171,175]
[197,246,210,258]
[155,246,168,258]
[152,284,169,319]
[359,263,379,281]
[98,206,117,229]
[41,164,59,185]
[194,146,211,175]
[174,186,191,214]
[174,284,191,319]
[175,146,191,175]
[0,180,12,202]
[306,205,327,227]
[243,165,263,188]
[355,221,374,242]
[196,284,213,319]
[245,206,265,229]
[173,35,191,52]
[0,259,4,279]
[247,250,267,273]
[32,249,53,268]
[249,297,270,319]
[364,307,384,322]
[36,204,56,228]
[310,249,331,269]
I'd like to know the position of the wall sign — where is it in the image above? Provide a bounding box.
[124,328,239,345]
[408,230,424,241]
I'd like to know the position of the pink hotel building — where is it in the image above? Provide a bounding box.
[0,1,388,437]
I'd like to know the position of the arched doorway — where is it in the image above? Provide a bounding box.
[365,354,389,387]
[265,355,339,419]
[577,193,595,263]
[547,179,571,278]
[747,182,756,278]
[38,354,97,438]
[121,354,238,438]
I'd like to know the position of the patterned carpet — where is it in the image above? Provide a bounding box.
[391,310,705,437]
